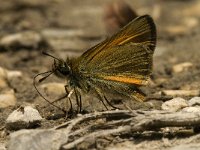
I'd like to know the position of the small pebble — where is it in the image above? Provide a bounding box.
[182,107,200,113]
[172,62,193,73]
[0,78,8,89]
[161,97,188,111]
[188,97,200,106]
[6,106,43,130]
[7,70,22,79]
[0,90,16,108]
[0,31,45,49]
[0,66,22,89]
[0,67,7,79]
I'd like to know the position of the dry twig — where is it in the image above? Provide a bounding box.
[53,109,200,149]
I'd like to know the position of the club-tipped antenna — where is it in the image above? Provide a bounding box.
[42,51,62,62]
[38,71,53,83]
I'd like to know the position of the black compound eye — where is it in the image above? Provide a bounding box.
[59,67,70,75]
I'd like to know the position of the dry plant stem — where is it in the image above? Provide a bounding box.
[54,110,133,129]
[68,118,132,137]
[129,111,200,133]
[53,110,200,149]
[62,126,131,149]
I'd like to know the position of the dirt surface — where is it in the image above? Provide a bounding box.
[1,0,200,149]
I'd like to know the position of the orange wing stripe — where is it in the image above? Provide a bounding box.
[102,75,147,85]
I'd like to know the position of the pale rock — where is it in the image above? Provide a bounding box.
[0,78,8,89]
[0,66,22,86]
[7,70,22,79]
[0,143,6,150]
[172,62,193,73]
[0,90,16,108]
[0,31,44,49]
[188,97,200,106]
[7,129,68,150]
[0,67,7,79]
[161,97,188,111]
[6,106,43,130]
[182,107,200,113]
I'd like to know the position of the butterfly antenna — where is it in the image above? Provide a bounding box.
[42,51,62,62]
[33,71,66,113]
[38,71,53,83]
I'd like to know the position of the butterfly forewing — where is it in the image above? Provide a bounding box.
[78,15,156,66]
[76,15,156,101]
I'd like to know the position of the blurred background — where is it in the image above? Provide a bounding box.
[0,0,200,149]
[0,0,200,114]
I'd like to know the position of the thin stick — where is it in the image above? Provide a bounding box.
[62,126,131,149]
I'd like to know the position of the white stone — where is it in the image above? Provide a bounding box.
[188,97,200,106]
[161,97,188,111]
[182,106,200,113]
[6,106,43,130]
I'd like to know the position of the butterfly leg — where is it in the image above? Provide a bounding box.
[74,88,82,113]
[94,87,119,110]
[49,86,74,114]
[103,95,119,109]
[48,94,68,114]
[93,87,109,110]
[64,85,73,113]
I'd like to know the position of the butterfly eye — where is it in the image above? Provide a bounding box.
[58,66,70,75]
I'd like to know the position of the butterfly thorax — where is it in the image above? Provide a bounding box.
[53,58,87,90]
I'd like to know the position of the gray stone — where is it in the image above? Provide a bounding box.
[7,129,68,150]
[161,97,188,111]
[6,106,43,130]
[189,97,200,106]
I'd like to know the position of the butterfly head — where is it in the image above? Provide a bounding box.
[52,59,71,78]
[41,51,71,78]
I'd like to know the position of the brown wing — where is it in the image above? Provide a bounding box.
[77,15,156,82]
[78,15,156,68]
[76,15,156,101]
